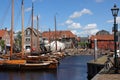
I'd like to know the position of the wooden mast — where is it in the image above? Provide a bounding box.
[21,0,24,57]
[49,28,51,51]
[31,3,34,53]
[49,28,51,44]
[37,16,40,52]
[54,15,57,51]
[10,0,14,59]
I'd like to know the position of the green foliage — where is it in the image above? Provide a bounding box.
[0,40,5,50]
[78,42,89,48]
[17,31,22,40]
[78,42,86,46]
[15,31,22,50]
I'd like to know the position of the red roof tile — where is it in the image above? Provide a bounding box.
[42,30,76,39]
[90,35,114,40]
[0,30,7,38]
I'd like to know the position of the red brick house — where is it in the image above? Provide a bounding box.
[0,29,10,51]
[89,35,114,50]
[89,30,116,51]
[0,29,10,45]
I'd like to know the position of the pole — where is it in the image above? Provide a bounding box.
[49,28,51,51]
[114,16,118,73]
[10,0,14,59]
[31,3,34,53]
[37,16,40,52]
[94,38,97,62]
[21,0,24,58]
[54,15,57,51]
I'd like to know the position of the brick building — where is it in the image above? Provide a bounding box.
[89,35,114,50]
[0,28,10,51]
[89,30,114,51]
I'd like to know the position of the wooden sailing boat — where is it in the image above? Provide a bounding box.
[0,0,58,70]
[30,3,41,54]
[22,1,58,69]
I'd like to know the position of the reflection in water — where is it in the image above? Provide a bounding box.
[57,55,93,80]
[0,55,93,80]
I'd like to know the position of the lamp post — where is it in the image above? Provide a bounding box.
[111,4,119,73]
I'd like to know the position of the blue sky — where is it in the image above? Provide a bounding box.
[0,0,120,37]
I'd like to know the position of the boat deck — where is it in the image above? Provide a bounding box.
[0,60,26,65]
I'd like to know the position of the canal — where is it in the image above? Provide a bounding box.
[0,55,94,80]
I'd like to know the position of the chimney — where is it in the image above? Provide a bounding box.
[5,27,7,31]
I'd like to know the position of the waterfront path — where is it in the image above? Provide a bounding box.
[90,55,120,80]
[88,55,108,65]
[92,70,120,80]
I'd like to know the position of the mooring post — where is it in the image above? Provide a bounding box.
[94,38,98,62]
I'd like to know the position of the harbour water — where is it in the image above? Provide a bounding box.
[0,55,93,80]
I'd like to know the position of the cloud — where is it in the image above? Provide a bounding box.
[32,0,36,2]
[83,23,99,35]
[88,29,99,35]
[70,27,99,37]
[67,22,99,36]
[65,19,73,24]
[69,8,92,19]
[79,23,99,36]
[71,30,79,36]
[65,19,82,30]
[95,0,104,3]
[107,17,120,24]
[25,7,32,12]
[68,22,82,29]
[32,0,43,2]
[83,23,97,30]
[63,8,99,37]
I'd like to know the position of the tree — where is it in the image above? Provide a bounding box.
[78,42,89,48]
[0,40,5,51]
[14,31,22,52]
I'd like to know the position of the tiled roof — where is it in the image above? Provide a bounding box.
[42,30,76,39]
[90,35,114,40]
[0,30,7,37]
[25,27,42,36]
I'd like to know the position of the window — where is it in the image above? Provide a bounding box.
[26,29,30,35]
[62,34,66,38]
[26,46,30,49]
[26,38,30,42]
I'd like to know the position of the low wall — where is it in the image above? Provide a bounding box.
[87,55,108,80]
[87,63,104,80]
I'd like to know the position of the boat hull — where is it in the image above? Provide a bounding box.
[0,60,57,71]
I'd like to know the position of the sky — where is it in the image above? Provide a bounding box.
[0,0,120,37]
